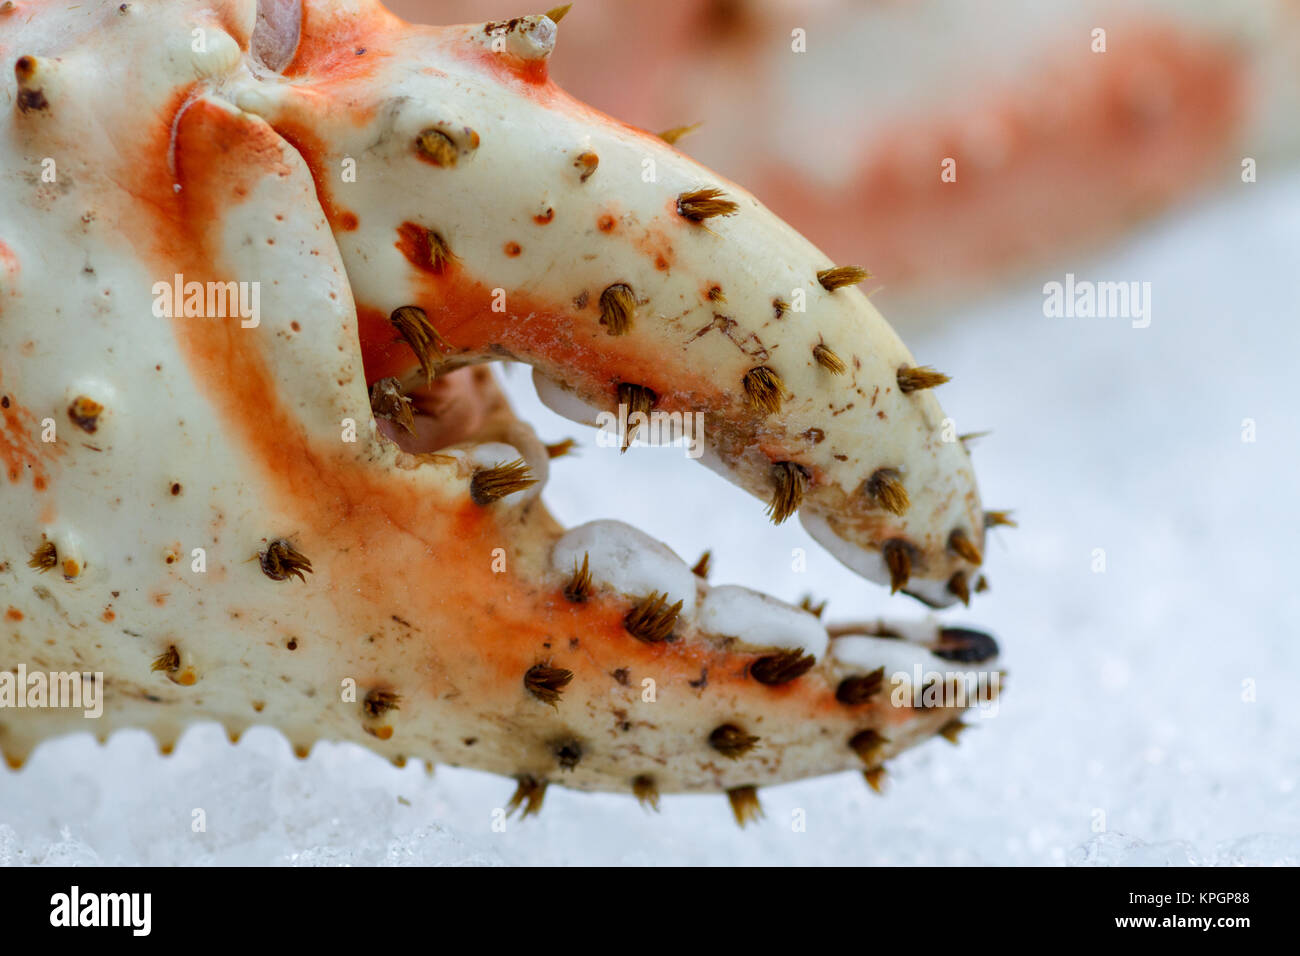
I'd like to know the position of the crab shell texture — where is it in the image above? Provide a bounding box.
[0,0,999,810]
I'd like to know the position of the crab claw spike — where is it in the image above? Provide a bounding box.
[632,774,660,812]
[506,775,548,818]
[726,786,763,827]
[0,0,1001,806]
[863,767,888,794]
[544,4,572,26]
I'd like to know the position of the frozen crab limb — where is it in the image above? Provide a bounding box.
[0,0,1004,821]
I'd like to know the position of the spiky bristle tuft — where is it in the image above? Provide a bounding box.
[848,729,889,766]
[524,662,574,706]
[813,341,847,374]
[742,366,783,415]
[939,719,968,745]
[947,570,971,606]
[616,381,656,450]
[259,539,313,582]
[817,265,869,291]
[545,438,576,458]
[948,527,983,564]
[799,594,827,618]
[836,667,885,706]
[27,540,56,572]
[658,123,700,145]
[599,282,636,336]
[676,187,739,222]
[864,467,909,516]
[425,231,454,271]
[985,510,1018,529]
[863,767,888,794]
[897,364,950,393]
[726,786,764,826]
[632,774,661,811]
[150,644,180,674]
[882,539,912,593]
[505,775,547,819]
[623,591,682,643]
[766,461,808,525]
[544,3,572,24]
[469,459,537,505]
[563,552,593,603]
[691,550,712,579]
[750,649,816,686]
[390,304,449,385]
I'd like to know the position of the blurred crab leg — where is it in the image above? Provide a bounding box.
[391,0,1297,313]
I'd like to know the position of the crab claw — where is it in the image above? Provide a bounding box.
[231,4,986,607]
[0,0,1001,813]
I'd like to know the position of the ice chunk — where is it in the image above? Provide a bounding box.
[551,520,697,615]
[696,585,828,658]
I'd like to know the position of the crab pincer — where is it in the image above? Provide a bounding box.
[0,0,1005,824]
